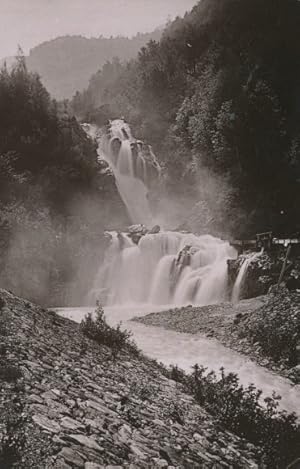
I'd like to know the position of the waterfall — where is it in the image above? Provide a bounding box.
[231,250,263,303]
[89,231,237,306]
[83,119,237,308]
[83,119,160,226]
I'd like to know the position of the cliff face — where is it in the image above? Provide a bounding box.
[0,289,258,468]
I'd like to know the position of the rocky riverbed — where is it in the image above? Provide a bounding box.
[0,289,259,468]
[133,289,300,384]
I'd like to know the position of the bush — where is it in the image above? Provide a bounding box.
[169,364,300,468]
[80,302,139,357]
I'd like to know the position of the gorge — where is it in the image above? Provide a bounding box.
[54,119,300,419]
[84,119,240,308]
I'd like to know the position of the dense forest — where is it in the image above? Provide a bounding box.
[25,31,162,99]
[71,0,300,238]
[1,0,300,304]
[0,51,127,305]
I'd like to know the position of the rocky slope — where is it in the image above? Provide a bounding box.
[0,289,258,468]
[134,290,300,384]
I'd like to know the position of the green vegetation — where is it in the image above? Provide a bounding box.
[0,52,127,305]
[169,364,300,468]
[71,0,300,238]
[80,303,139,357]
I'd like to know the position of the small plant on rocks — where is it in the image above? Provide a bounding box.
[80,302,139,357]
[130,379,157,401]
[168,364,300,468]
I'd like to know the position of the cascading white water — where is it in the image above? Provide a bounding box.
[231,250,263,303]
[83,119,237,307]
[89,231,237,306]
[83,120,157,225]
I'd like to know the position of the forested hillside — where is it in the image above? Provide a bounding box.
[0,53,127,305]
[25,31,162,99]
[71,0,300,238]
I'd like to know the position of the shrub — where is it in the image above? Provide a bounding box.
[80,302,139,357]
[169,364,300,468]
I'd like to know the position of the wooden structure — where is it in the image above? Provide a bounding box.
[230,231,300,254]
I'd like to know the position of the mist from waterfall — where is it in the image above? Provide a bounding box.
[89,231,236,306]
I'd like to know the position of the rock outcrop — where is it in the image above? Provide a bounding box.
[0,289,258,468]
[228,249,300,300]
[127,225,149,244]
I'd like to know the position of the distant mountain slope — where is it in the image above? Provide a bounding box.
[25,31,162,99]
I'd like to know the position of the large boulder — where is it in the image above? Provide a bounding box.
[127,224,149,244]
[149,225,160,234]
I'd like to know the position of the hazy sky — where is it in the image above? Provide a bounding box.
[0,0,197,59]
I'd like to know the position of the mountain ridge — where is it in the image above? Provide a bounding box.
[1,30,162,100]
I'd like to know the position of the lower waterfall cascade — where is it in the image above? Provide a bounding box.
[231,250,263,303]
[89,230,237,306]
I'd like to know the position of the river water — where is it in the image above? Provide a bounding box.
[56,304,300,416]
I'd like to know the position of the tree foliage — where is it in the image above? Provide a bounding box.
[0,54,127,305]
[71,0,300,237]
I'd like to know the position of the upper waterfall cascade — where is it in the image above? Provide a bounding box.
[83,120,238,307]
[82,119,160,225]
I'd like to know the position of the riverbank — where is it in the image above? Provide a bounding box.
[133,289,300,384]
[0,289,259,468]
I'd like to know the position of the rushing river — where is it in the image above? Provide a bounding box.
[56,304,300,416]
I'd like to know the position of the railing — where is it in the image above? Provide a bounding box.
[230,232,300,254]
